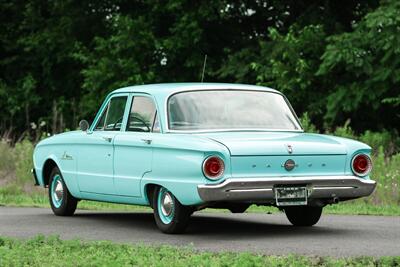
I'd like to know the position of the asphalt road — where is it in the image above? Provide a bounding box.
[0,207,399,257]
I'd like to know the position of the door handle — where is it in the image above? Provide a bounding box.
[102,136,112,142]
[141,139,152,145]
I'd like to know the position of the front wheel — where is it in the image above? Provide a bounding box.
[153,186,192,234]
[48,167,78,216]
[284,206,323,226]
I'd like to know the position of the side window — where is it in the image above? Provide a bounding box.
[94,96,127,131]
[127,96,157,132]
[94,106,107,131]
[152,113,160,133]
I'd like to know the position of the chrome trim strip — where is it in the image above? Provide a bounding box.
[227,188,273,193]
[197,176,377,202]
[166,128,305,134]
[313,186,355,190]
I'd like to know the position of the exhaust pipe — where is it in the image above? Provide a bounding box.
[332,197,339,204]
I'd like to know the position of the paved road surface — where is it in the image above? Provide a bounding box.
[0,207,399,257]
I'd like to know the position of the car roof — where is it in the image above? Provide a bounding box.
[111,83,279,97]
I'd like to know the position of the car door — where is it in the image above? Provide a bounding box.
[77,94,129,195]
[113,94,160,197]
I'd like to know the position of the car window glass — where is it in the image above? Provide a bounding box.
[93,96,127,131]
[103,96,128,131]
[168,90,301,131]
[152,112,160,133]
[94,104,108,131]
[127,96,157,132]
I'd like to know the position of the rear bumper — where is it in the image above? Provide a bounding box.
[197,176,376,202]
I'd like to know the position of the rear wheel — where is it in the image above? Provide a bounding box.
[284,206,322,226]
[48,167,77,216]
[153,186,192,234]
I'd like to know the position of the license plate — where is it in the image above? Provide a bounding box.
[275,186,307,206]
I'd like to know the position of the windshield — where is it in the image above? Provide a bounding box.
[168,90,301,131]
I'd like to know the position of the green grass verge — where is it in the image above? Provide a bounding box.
[0,236,399,267]
[1,189,400,216]
[0,191,151,212]
[323,202,400,216]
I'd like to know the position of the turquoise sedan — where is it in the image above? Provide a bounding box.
[32,83,376,233]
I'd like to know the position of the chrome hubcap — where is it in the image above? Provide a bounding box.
[53,180,64,202]
[161,192,174,217]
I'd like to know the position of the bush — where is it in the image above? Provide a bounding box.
[0,141,15,176]
[301,117,399,157]
[369,148,400,205]
[0,140,35,191]
[359,130,399,156]
[14,140,35,184]
[299,112,318,133]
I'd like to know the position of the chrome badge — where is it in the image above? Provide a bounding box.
[61,151,73,160]
[284,159,296,171]
[286,144,293,154]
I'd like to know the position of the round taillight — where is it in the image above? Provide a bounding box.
[203,156,225,180]
[351,154,372,176]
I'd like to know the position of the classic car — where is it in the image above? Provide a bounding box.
[32,83,376,233]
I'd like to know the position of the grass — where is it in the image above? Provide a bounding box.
[0,187,150,212]
[0,235,399,267]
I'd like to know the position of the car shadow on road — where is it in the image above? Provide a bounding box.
[71,211,355,238]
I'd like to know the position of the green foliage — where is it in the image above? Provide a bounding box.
[0,142,15,176]
[332,120,356,139]
[14,140,35,184]
[0,235,399,266]
[360,130,399,156]
[369,148,400,205]
[299,112,318,133]
[306,119,399,156]
[254,25,328,120]
[76,15,157,117]
[248,0,399,131]
[1,0,394,138]
[317,0,400,129]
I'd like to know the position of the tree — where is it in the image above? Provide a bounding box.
[318,0,400,131]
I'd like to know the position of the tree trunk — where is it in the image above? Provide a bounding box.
[25,103,30,131]
[52,100,58,134]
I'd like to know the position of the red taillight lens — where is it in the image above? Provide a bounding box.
[203,156,225,180]
[352,154,372,176]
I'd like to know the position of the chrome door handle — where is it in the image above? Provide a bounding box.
[102,136,112,142]
[141,139,152,145]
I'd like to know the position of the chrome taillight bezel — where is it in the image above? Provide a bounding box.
[202,155,225,180]
[351,153,372,177]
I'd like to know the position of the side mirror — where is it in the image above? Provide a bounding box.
[79,120,90,132]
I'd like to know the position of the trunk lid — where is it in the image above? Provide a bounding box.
[200,132,348,177]
[202,132,347,156]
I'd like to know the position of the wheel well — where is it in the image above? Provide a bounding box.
[145,184,159,209]
[42,159,58,187]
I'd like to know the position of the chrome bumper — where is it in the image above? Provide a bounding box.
[197,176,376,202]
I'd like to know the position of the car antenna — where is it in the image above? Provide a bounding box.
[201,54,207,83]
